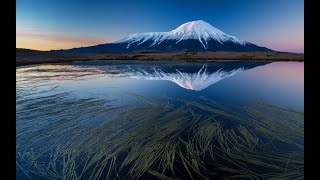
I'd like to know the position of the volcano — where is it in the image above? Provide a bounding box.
[63,20,271,53]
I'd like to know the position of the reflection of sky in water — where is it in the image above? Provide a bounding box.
[16,61,304,179]
[16,61,304,110]
[216,62,303,109]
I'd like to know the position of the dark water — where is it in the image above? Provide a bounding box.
[16,60,304,179]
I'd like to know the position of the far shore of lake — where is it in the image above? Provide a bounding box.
[16,48,304,66]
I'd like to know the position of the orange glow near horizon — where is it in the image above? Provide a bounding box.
[16,31,117,51]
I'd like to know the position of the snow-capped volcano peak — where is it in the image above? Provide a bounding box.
[115,20,246,49]
[171,20,224,35]
[169,20,246,48]
[66,20,270,53]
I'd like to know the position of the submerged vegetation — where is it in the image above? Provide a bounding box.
[16,90,304,179]
[16,63,304,180]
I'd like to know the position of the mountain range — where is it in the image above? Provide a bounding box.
[61,20,271,53]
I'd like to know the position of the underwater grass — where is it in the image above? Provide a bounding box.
[16,76,304,180]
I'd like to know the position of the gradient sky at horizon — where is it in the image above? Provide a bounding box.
[16,0,304,53]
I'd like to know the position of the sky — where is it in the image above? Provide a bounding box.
[16,0,304,53]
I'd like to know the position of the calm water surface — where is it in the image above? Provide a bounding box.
[16,60,304,179]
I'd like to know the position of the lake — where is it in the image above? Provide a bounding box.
[16,60,304,179]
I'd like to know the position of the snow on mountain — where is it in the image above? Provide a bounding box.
[125,65,245,91]
[64,20,270,53]
[115,20,247,49]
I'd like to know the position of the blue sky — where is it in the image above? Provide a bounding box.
[16,0,304,52]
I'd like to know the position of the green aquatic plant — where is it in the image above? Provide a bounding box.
[16,91,304,180]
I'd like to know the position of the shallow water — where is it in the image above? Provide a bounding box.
[16,60,304,179]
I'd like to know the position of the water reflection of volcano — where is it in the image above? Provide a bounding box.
[115,61,270,91]
[126,65,245,91]
[74,61,270,91]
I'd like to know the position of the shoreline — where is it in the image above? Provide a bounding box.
[16,58,304,67]
[16,49,304,66]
